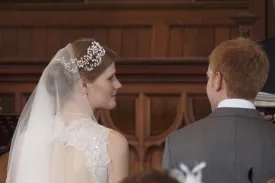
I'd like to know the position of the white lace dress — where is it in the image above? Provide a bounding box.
[51,115,111,183]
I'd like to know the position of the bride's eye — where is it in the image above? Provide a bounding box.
[108,75,115,80]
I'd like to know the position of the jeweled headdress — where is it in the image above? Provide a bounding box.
[58,40,106,73]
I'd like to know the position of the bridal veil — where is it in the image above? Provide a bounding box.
[5,41,102,183]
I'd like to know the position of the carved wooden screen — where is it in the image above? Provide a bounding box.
[98,84,211,174]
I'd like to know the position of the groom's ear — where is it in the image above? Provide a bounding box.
[214,71,222,92]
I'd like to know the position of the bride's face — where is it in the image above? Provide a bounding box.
[85,62,122,110]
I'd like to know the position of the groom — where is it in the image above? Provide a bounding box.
[162,37,275,183]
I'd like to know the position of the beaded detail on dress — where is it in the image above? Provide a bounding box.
[53,116,111,183]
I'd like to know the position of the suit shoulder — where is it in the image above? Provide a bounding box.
[166,116,211,142]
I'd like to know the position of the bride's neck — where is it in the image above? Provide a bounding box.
[61,100,94,118]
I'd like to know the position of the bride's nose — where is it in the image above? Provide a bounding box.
[114,78,122,89]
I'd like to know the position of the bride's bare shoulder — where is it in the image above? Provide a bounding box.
[107,130,128,153]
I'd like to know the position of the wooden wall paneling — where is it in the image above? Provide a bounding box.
[0,26,153,61]
[182,27,200,57]
[0,94,15,114]
[109,94,137,136]
[187,93,211,121]
[97,82,209,173]
[230,12,261,38]
[0,8,246,57]
[171,26,216,57]
[0,83,36,114]
[214,26,230,46]
[14,92,21,113]
[46,28,63,57]
[61,28,82,46]
[149,94,180,136]
[0,30,2,57]
[0,0,82,2]
[17,28,32,57]
[248,0,266,41]
[121,28,138,57]
[151,23,169,57]
[0,8,249,60]
[137,27,151,58]
[93,28,108,45]
[230,26,240,38]
[77,28,94,40]
[32,28,47,57]
[1,29,17,57]
[144,92,187,171]
[169,26,183,57]
[107,28,123,55]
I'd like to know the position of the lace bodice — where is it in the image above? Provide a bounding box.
[53,116,111,183]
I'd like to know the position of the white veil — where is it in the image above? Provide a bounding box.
[5,42,101,183]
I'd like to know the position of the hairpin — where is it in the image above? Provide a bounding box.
[59,40,106,73]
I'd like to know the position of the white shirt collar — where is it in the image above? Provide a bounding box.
[217,99,256,109]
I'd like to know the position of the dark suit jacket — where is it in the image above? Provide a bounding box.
[259,37,275,94]
[163,108,275,183]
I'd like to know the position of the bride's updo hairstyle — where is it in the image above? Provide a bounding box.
[46,38,116,98]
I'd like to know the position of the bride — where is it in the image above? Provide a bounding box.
[5,38,129,183]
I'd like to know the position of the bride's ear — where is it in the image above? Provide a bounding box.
[79,78,89,95]
[82,78,88,87]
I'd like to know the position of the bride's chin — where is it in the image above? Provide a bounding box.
[108,100,116,109]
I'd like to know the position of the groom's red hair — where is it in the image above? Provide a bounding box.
[209,37,269,100]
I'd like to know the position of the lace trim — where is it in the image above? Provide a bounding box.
[54,118,111,183]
